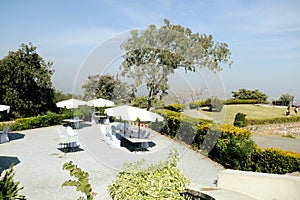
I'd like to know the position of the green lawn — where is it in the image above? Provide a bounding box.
[200,104,289,124]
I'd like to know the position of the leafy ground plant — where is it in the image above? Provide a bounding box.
[0,164,25,200]
[62,161,95,200]
[108,149,190,200]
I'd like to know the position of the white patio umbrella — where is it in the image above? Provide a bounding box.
[0,105,10,113]
[56,98,87,109]
[105,105,164,138]
[87,98,114,107]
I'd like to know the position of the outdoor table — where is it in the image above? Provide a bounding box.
[58,135,79,152]
[116,132,152,152]
[63,119,83,128]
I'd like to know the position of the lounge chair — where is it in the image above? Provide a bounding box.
[0,125,9,144]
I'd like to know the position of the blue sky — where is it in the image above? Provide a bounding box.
[1,0,299,101]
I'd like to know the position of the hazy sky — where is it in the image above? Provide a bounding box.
[1,0,299,101]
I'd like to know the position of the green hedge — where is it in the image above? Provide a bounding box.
[225,99,259,105]
[193,123,300,173]
[254,148,300,174]
[2,112,69,131]
[189,101,207,109]
[246,116,300,126]
[150,109,210,143]
[164,104,186,112]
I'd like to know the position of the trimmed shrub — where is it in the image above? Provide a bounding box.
[193,124,257,170]
[254,148,300,174]
[188,101,207,109]
[164,104,185,112]
[205,97,224,112]
[225,99,259,105]
[151,109,210,140]
[193,123,300,173]
[246,116,300,126]
[189,102,198,109]
[233,112,247,127]
[9,112,67,131]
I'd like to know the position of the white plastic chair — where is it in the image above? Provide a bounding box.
[73,117,80,129]
[0,125,9,144]
[66,126,78,137]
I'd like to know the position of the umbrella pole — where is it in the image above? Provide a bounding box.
[138,120,140,139]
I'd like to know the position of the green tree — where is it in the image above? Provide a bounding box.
[0,43,56,118]
[232,88,268,103]
[121,19,232,110]
[82,74,131,103]
[279,93,294,106]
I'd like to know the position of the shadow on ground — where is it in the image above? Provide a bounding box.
[57,147,84,153]
[8,132,25,141]
[0,156,21,173]
[120,138,156,152]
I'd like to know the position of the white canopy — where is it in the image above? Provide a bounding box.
[0,105,10,113]
[105,105,163,122]
[56,98,87,109]
[87,98,114,107]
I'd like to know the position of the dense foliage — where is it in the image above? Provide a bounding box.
[0,165,25,199]
[189,99,259,109]
[225,99,259,105]
[164,104,185,112]
[254,148,300,174]
[82,74,132,104]
[0,43,56,118]
[131,96,164,108]
[62,161,94,200]
[108,150,190,200]
[205,97,224,112]
[193,124,300,173]
[233,112,247,127]
[121,19,231,110]
[151,109,210,143]
[232,88,268,103]
[272,93,294,106]
[246,116,300,125]
[0,112,69,131]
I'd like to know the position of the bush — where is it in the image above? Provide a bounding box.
[233,113,247,127]
[151,109,210,140]
[246,116,300,126]
[0,164,25,199]
[188,101,206,109]
[164,104,185,112]
[193,123,300,173]
[205,97,224,112]
[108,150,190,200]
[193,124,256,170]
[225,99,259,105]
[9,112,67,131]
[254,148,300,174]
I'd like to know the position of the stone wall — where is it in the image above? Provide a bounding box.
[244,122,300,138]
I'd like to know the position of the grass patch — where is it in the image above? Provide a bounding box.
[200,104,288,124]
